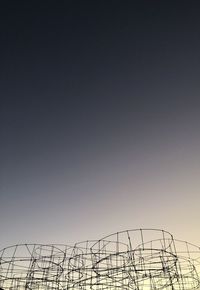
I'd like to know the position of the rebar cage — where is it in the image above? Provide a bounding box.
[0,229,200,290]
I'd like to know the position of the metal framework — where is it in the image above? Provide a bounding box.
[0,229,200,290]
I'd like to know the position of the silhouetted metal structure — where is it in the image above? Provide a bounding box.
[0,229,200,290]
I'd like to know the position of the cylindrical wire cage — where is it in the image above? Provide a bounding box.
[0,229,200,290]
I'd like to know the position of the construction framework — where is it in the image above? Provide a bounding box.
[0,229,200,290]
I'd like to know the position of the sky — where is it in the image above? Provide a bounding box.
[1,1,200,248]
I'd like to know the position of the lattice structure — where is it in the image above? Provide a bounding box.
[0,229,200,290]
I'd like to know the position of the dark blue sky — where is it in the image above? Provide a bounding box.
[1,1,200,246]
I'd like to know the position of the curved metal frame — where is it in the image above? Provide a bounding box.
[0,229,199,290]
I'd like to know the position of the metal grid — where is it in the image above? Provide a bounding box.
[0,229,199,290]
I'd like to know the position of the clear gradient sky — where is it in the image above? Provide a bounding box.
[1,1,200,248]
